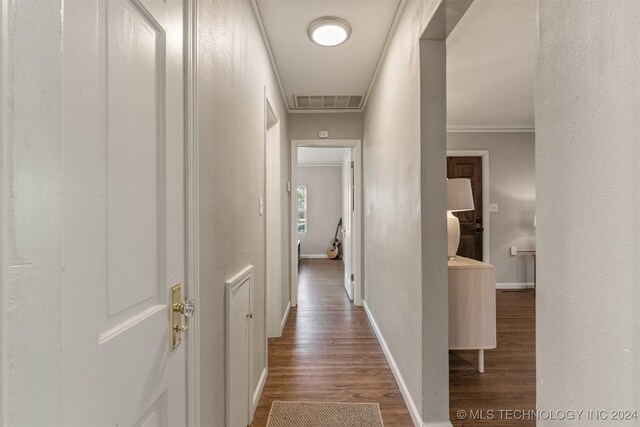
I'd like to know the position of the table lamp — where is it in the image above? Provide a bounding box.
[447,178,475,260]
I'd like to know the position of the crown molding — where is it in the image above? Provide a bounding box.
[447,125,535,133]
[251,0,291,113]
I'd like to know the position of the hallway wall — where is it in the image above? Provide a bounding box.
[535,0,640,422]
[361,0,444,424]
[288,113,363,140]
[297,166,342,256]
[197,0,289,424]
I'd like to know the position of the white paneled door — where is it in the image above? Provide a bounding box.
[62,0,187,425]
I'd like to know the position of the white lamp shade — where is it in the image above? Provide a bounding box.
[447,178,475,212]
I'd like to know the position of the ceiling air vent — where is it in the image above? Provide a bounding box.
[294,94,365,110]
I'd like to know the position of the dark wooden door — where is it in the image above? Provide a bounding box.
[447,156,483,261]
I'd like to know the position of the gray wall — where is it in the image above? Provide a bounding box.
[197,0,289,424]
[448,132,536,284]
[288,113,363,140]
[362,0,445,423]
[297,166,342,256]
[536,0,640,422]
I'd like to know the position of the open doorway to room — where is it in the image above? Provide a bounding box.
[289,140,363,308]
[295,146,354,302]
[444,0,536,425]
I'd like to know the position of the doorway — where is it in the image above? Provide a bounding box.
[446,152,490,262]
[290,140,362,307]
[444,0,537,425]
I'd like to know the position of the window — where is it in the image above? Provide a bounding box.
[297,185,307,233]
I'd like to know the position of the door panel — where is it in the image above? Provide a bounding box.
[62,0,186,425]
[106,0,165,321]
[447,156,483,261]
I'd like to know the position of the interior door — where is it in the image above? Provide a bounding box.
[265,103,281,338]
[342,149,354,300]
[62,0,187,425]
[447,156,483,261]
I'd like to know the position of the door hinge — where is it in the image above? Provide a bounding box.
[350,161,354,169]
[351,274,355,282]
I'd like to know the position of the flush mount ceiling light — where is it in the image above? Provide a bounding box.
[307,17,352,47]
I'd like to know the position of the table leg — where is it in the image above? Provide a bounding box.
[478,349,484,373]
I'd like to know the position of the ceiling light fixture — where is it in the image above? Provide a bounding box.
[308,17,352,47]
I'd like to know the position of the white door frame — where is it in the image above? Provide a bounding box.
[0,0,7,418]
[185,0,201,424]
[446,150,490,263]
[290,139,363,307]
[264,92,282,338]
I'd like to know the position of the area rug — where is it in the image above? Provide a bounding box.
[266,401,384,427]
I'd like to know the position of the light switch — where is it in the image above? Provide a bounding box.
[489,203,499,213]
[510,246,517,256]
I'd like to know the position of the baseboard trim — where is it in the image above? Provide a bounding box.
[496,282,534,290]
[423,422,454,427]
[363,301,424,427]
[251,367,268,417]
[280,301,291,334]
[300,254,328,259]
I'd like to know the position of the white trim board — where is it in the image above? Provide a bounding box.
[280,301,291,334]
[446,150,490,264]
[185,0,201,424]
[363,302,425,427]
[299,254,328,259]
[251,367,268,418]
[496,283,534,290]
[298,164,342,167]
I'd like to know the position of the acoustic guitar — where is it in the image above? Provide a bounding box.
[326,218,343,259]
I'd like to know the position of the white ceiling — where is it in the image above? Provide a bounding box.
[446,0,535,129]
[253,0,404,113]
[298,147,348,165]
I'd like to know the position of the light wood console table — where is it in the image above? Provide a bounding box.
[448,256,496,373]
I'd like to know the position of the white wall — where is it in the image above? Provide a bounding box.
[448,133,536,285]
[197,0,289,424]
[2,1,64,424]
[297,166,342,256]
[536,0,640,423]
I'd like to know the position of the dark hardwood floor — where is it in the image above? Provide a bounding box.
[449,289,536,426]
[251,260,536,426]
[251,258,413,426]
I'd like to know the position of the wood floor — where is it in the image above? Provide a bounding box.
[449,289,536,426]
[251,260,536,427]
[251,258,414,426]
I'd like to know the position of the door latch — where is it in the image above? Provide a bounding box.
[170,284,195,351]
